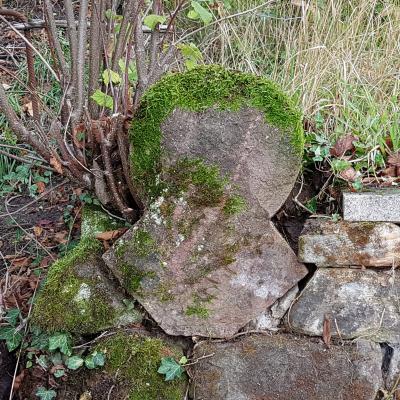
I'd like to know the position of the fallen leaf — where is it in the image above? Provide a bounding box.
[95,228,127,241]
[36,181,46,193]
[330,134,358,157]
[339,167,358,182]
[50,156,63,175]
[2,83,11,90]
[54,231,68,244]
[23,101,33,117]
[33,226,43,237]
[388,152,400,167]
[322,314,331,348]
[382,166,397,177]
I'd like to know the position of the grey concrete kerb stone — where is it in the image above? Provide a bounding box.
[343,188,400,222]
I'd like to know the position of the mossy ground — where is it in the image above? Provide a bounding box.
[130,65,304,203]
[98,333,186,400]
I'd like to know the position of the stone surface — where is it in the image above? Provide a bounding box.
[192,334,383,400]
[384,344,400,396]
[104,66,307,338]
[161,107,301,218]
[33,206,142,334]
[288,269,400,343]
[104,207,307,337]
[299,219,400,267]
[248,284,299,331]
[343,188,400,222]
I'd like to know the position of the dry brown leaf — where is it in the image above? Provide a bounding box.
[36,181,46,194]
[23,101,33,117]
[33,226,43,237]
[388,152,400,167]
[50,156,63,175]
[330,134,358,157]
[322,314,331,348]
[95,228,126,241]
[54,231,68,244]
[339,167,358,182]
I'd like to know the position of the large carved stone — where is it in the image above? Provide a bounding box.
[104,66,307,337]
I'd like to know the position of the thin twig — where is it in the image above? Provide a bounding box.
[0,14,59,81]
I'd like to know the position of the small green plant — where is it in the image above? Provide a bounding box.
[0,308,23,351]
[35,387,57,400]
[157,356,187,381]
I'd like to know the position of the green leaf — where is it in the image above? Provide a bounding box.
[305,197,317,213]
[54,369,65,378]
[90,89,113,110]
[35,387,56,400]
[179,356,188,365]
[102,69,121,85]
[0,326,23,351]
[191,1,213,24]
[187,9,199,19]
[157,357,184,381]
[26,360,33,368]
[85,351,105,369]
[66,355,84,370]
[331,158,351,173]
[37,354,49,369]
[50,352,63,366]
[118,59,138,83]
[4,308,20,326]
[48,333,72,356]
[35,387,57,400]
[144,14,167,30]
[177,43,203,70]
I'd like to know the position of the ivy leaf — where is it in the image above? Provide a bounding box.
[35,387,57,400]
[67,355,84,370]
[85,351,105,369]
[191,1,213,24]
[53,369,65,378]
[48,333,72,356]
[36,354,49,369]
[157,357,185,381]
[90,90,113,110]
[4,308,20,326]
[0,326,23,351]
[144,14,167,30]
[102,69,121,85]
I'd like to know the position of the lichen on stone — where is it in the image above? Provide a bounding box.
[98,332,187,400]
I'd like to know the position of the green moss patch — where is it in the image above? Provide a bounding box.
[32,238,116,333]
[130,65,303,202]
[99,333,186,400]
[32,205,129,334]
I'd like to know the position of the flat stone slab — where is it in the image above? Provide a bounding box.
[288,269,400,343]
[192,334,383,400]
[103,203,307,338]
[299,219,400,267]
[343,189,400,222]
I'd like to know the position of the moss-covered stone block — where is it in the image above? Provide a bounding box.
[97,332,187,400]
[32,206,142,334]
[103,65,308,338]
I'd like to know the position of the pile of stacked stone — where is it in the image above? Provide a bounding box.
[31,67,400,399]
[192,189,400,399]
